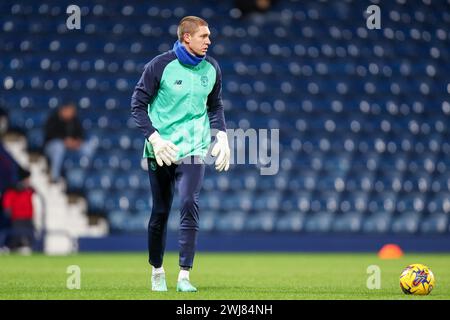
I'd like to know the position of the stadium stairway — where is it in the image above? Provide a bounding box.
[2,133,108,254]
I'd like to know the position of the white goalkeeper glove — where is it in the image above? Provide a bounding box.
[211,131,230,172]
[148,131,179,167]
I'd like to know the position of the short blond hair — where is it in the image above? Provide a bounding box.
[177,16,208,42]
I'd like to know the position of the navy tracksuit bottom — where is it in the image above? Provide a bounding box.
[147,157,205,269]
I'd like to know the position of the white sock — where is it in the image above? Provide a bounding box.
[178,270,190,281]
[152,266,165,275]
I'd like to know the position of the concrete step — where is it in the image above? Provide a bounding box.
[44,232,77,255]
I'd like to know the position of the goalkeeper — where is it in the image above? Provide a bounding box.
[131,16,230,292]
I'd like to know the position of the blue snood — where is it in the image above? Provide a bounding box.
[173,40,205,66]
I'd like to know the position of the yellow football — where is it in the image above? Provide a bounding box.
[400,263,435,295]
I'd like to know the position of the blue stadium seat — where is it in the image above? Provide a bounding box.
[244,211,276,232]
[275,211,305,232]
[362,211,393,234]
[216,211,246,232]
[304,212,334,233]
[332,212,363,233]
[86,188,108,214]
[391,211,422,234]
[420,213,448,234]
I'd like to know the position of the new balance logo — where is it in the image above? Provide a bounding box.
[174,80,182,85]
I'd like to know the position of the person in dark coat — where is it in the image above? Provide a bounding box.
[44,102,96,183]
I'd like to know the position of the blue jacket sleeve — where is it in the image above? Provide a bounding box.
[131,61,159,140]
[206,58,226,132]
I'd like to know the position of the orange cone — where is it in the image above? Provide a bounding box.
[378,244,403,259]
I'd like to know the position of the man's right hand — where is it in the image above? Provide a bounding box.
[148,131,179,166]
[64,137,82,150]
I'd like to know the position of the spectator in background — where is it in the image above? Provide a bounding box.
[0,143,18,194]
[1,167,35,255]
[0,142,19,239]
[44,102,96,183]
[234,0,277,17]
[0,105,7,137]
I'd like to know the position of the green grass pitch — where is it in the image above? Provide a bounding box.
[1,252,449,300]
